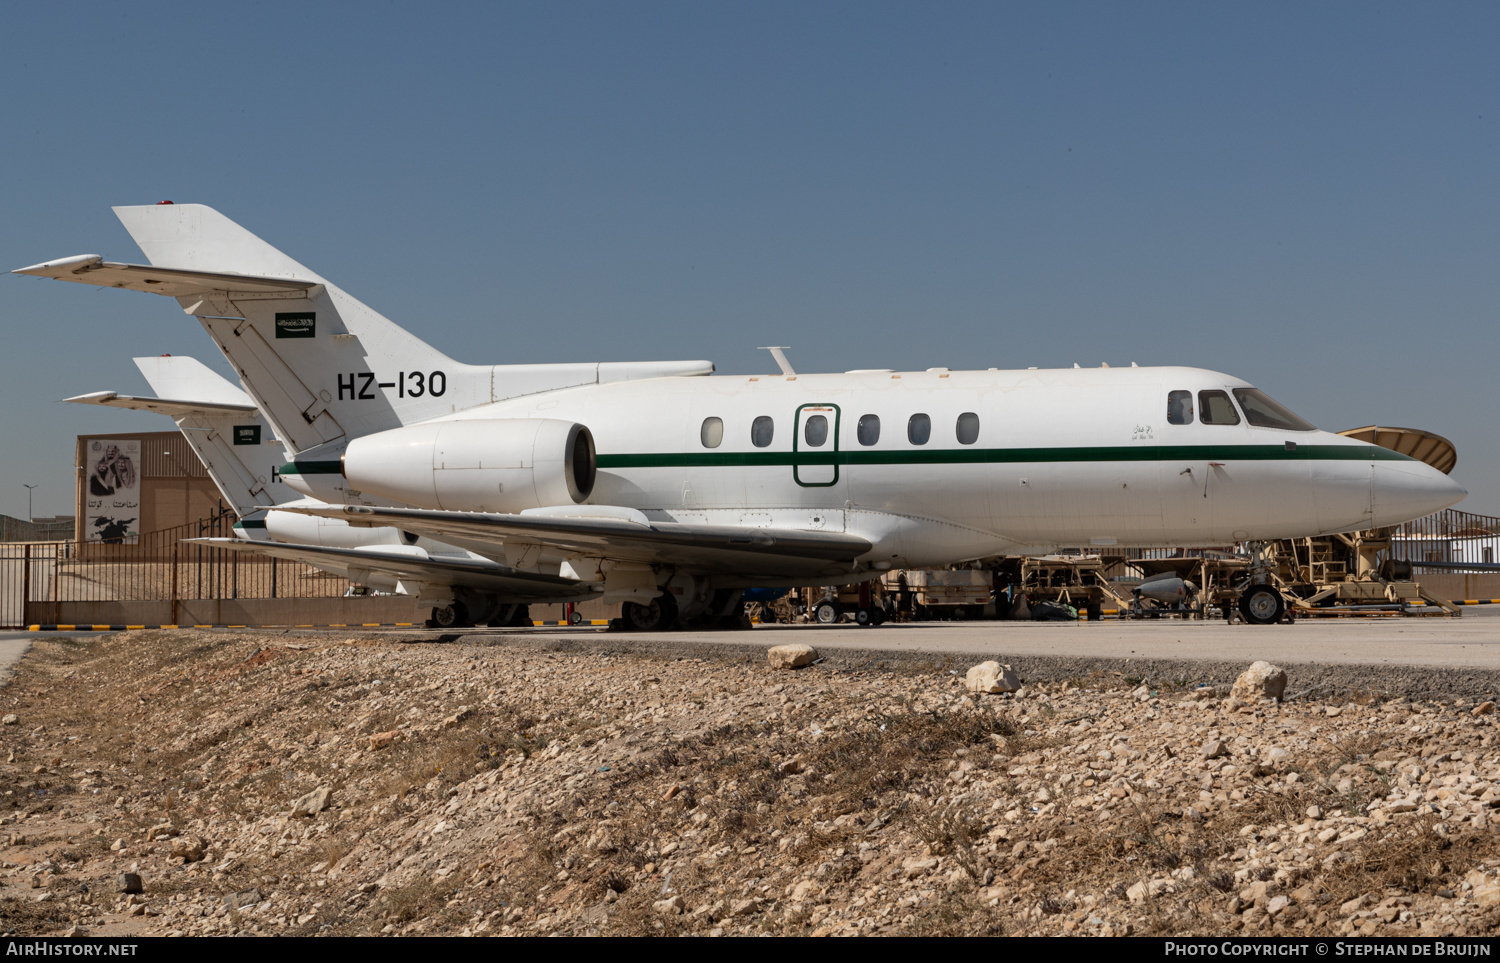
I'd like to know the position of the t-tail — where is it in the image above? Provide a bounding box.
[64,356,294,532]
[21,203,712,459]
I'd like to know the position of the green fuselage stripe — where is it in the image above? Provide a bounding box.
[288,444,1411,475]
[594,444,1412,470]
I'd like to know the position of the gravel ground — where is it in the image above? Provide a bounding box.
[1,628,1499,937]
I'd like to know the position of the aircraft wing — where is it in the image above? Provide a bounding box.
[64,390,258,418]
[185,538,596,602]
[288,505,874,579]
[13,255,318,297]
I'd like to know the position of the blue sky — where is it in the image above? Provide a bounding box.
[2,2,1496,519]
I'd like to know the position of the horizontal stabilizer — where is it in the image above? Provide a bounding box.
[286,504,872,579]
[12,255,318,298]
[63,390,257,417]
[187,538,595,602]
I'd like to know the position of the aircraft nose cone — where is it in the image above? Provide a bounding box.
[1370,462,1467,527]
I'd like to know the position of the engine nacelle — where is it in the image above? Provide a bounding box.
[340,419,595,513]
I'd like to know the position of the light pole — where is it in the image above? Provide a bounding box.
[23,484,37,523]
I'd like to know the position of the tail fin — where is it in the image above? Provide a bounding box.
[130,356,300,516]
[44,205,715,457]
[65,356,298,516]
[113,204,477,456]
[113,205,324,280]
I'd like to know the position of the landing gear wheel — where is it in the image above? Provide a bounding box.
[870,606,887,626]
[621,592,679,632]
[855,607,872,626]
[1238,585,1285,626]
[428,601,471,629]
[813,600,843,624]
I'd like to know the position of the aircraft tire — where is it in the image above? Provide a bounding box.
[622,592,679,632]
[1238,585,1285,626]
[813,601,842,624]
[855,607,872,626]
[429,601,471,629]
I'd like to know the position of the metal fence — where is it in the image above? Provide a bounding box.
[0,511,351,628]
[1390,509,1500,571]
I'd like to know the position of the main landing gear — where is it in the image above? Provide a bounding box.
[621,591,679,632]
[427,601,471,628]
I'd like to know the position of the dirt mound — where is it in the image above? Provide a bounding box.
[1,630,1499,937]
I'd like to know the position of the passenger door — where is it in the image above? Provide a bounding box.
[793,403,840,487]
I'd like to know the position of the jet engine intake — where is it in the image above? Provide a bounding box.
[341,419,595,513]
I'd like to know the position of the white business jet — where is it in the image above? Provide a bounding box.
[17,204,1466,628]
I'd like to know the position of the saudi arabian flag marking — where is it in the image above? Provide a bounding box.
[275,312,316,338]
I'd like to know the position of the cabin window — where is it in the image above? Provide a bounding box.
[700,417,723,448]
[751,415,775,448]
[908,413,931,446]
[857,414,880,446]
[1232,388,1317,431]
[1167,390,1193,425]
[803,414,828,447]
[1199,390,1241,425]
[956,412,980,445]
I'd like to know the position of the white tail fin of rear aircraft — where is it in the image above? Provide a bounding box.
[65,355,288,518]
[62,204,712,456]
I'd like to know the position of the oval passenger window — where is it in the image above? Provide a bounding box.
[803,414,828,447]
[956,412,980,445]
[700,416,723,448]
[751,416,774,448]
[857,414,880,446]
[908,413,931,445]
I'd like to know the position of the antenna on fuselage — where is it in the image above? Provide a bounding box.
[759,346,796,376]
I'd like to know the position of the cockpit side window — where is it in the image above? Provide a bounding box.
[1232,388,1317,431]
[1198,390,1241,425]
[1167,390,1193,425]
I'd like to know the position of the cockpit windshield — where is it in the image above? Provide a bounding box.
[1232,388,1316,432]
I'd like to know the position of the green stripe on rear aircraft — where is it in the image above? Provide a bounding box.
[280,460,343,475]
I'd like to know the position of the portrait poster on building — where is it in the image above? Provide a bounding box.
[85,438,141,544]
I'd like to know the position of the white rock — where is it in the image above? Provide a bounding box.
[965,661,1019,694]
[1,714,17,726]
[290,786,333,817]
[767,644,818,670]
[1230,661,1287,704]
[653,896,686,915]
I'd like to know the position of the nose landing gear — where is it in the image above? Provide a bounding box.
[1237,584,1286,625]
